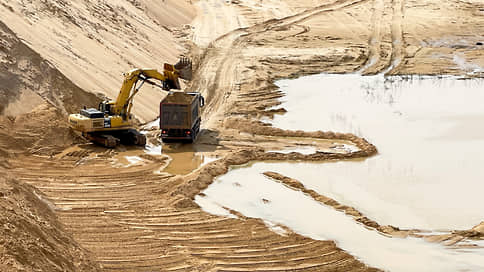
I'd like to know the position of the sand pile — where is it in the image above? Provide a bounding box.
[0,21,101,155]
[0,176,100,271]
[0,21,100,116]
[0,2,197,270]
[0,0,196,122]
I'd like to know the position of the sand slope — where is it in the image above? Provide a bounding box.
[1,0,483,271]
[0,21,102,155]
[0,176,100,271]
[0,0,196,122]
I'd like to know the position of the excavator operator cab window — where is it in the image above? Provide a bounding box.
[98,102,111,115]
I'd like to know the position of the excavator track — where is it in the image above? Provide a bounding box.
[121,129,146,146]
[84,133,120,148]
[85,129,146,148]
[68,58,191,148]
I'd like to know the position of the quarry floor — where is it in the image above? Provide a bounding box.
[1,0,484,271]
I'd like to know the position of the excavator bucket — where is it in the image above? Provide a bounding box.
[174,57,192,81]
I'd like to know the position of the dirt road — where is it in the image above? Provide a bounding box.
[2,0,484,271]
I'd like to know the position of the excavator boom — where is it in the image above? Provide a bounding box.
[68,57,193,147]
[113,57,192,117]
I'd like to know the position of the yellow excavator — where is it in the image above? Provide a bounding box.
[68,58,192,147]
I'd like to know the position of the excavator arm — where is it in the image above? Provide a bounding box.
[68,57,192,148]
[111,58,192,119]
[113,69,171,118]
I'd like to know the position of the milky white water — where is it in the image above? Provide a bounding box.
[196,74,484,271]
[267,74,484,230]
[268,146,319,155]
[196,163,484,272]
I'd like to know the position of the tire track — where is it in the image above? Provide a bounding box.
[5,1,384,271]
[358,0,386,73]
[359,0,406,74]
[386,0,406,74]
[192,0,371,128]
[8,154,378,271]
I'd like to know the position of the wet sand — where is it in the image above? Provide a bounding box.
[2,0,484,270]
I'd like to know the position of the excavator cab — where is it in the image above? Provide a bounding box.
[69,57,193,148]
[98,101,112,115]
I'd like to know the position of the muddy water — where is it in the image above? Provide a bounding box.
[266,74,484,230]
[196,164,484,272]
[161,143,212,175]
[109,143,215,175]
[146,143,218,175]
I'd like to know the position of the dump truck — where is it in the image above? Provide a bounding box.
[159,91,205,142]
[68,58,192,147]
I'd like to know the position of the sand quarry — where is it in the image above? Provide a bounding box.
[1,0,484,271]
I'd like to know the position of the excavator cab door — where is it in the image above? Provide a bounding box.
[98,101,112,115]
[98,102,104,113]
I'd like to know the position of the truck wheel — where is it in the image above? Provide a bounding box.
[187,133,194,143]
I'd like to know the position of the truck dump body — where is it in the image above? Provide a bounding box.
[160,92,203,142]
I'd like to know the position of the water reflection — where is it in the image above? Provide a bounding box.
[150,143,218,175]
[269,74,484,230]
[196,163,484,272]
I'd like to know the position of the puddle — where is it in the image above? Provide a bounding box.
[267,142,360,155]
[158,143,218,175]
[196,164,484,272]
[112,149,148,168]
[268,146,318,155]
[124,156,144,166]
[266,144,357,155]
[200,156,219,167]
[265,74,484,230]
[144,144,162,155]
[453,55,484,75]
[264,221,288,236]
[331,143,360,153]
[194,196,237,219]
[110,143,217,174]
[262,136,360,155]
[112,155,145,167]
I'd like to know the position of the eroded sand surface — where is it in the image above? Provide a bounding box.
[1,0,484,271]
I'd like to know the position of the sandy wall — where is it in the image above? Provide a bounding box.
[0,177,100,271]
[0,0,196,122]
